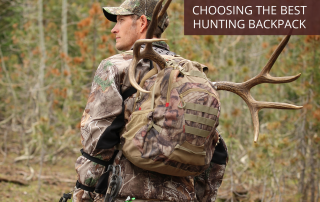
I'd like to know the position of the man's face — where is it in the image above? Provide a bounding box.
[111,15,141,51]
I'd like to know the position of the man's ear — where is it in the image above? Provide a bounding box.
[139,15,148,33]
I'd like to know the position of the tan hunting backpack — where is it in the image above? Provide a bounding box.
[121,53,221,177]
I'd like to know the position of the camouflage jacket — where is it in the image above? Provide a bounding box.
[73,42,228,202]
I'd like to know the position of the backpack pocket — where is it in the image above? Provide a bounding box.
[168,141,206,165]
[123,109,154,141]
[165,82,220,167]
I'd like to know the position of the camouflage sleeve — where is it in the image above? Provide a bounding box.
[194,162,226,202]
[194,137,228,202]
[73,58,125,202]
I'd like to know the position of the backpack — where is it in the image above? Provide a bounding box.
[121,54,221,177]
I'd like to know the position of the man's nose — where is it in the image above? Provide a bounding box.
[111,24,118,34]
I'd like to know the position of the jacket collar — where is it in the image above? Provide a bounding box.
[130,41,170,51]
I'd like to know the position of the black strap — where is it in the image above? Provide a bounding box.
[96,87,138,150]
[78,150,120,193]
[211,136,228,165]
[80,149,110,167]
[76,180,95,192]
[121,87,137,101]
[96,103,124,150]
[94,171,110,194]
[80,149,119,167]
[149,59,154,71]
[140,44,176,56]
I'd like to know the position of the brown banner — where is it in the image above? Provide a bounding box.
[184,0,320,35]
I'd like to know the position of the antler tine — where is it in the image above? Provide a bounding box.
[129,38,167,93]
[249,107,260,143]
[252,100,302,142]
[257,101,303,110]
[215,35,303,143]
[244,35,301,89]
[158,0,172,20]
[129,0,172,93]
[262,35,291,75]
[146,0,165,39]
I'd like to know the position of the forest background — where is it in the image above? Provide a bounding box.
[0,0,319,201]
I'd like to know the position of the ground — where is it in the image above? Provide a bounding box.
[0,134,294,202]
[0,150,257,202]
[0,148,78,202]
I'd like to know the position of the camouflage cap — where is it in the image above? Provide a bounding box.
[102,0,169,31]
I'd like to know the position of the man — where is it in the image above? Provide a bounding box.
[73,0,228,201]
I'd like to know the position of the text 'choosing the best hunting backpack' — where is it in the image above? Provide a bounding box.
[121,53,221,177]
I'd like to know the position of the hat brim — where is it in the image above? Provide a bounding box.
[102,7,133,22]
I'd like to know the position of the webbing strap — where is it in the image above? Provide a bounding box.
[76,180,95,192]
[151,85,156,109]
[185,103,218,116]
[185,125,211,137]
[152,122,162,132]
[166,70,179,103]
[184,114,216,127]
[139,67,158,89]
[175,144,206,155]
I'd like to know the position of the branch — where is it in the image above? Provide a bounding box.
[0,175,28,186]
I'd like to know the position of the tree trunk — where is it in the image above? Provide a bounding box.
[309,140,315,202]
[61,0,72,117]
[92,3,97,72]
[37,0,47,192]
[37,0,47,117]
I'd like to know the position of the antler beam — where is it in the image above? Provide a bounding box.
[215,35,303,143]
[129,0,172,93]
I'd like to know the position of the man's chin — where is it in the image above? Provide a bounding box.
[115,44,129,52]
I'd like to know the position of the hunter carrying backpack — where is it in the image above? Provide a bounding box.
[121,53,221,177]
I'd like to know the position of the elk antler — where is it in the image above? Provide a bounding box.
[214,35,303,143]
[128,0,172,93]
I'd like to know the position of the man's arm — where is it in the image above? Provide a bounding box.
[195,136,228,202]
[73,56,132,201]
